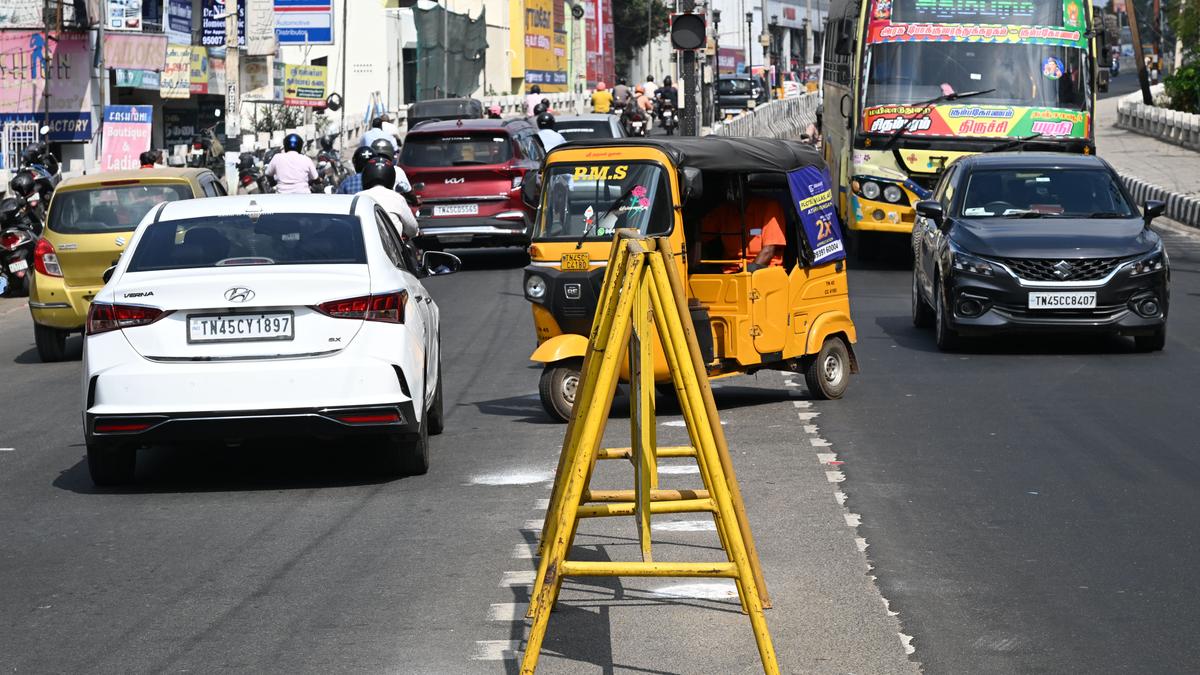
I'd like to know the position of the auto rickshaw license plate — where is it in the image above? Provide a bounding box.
[560,253,590,271]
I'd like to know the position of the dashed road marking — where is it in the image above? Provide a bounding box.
[647,581,738,599]
[499,570,536,587]
[834,490,847,506]
[844,513,862,527]
[793,400,812,408]
[816,452,837,464]
[856,537,869,552]
[652,519,717,532]
[512,542,536,559]
[663,419,726,427]
[471,640,522,661]
[533,498,549,509]
[0,448,13,452]
[656,464,700,474]
[809,437,831,447]
[796,411,820,420]
[521,520,543,532]
[487,602,525,622]
[468,470,553,486]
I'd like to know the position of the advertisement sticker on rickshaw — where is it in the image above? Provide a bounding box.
[787,167,845,265]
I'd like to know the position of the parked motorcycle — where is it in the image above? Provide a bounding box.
[0,196,41,297]
[658,100,678,136]
[236,152,269,195]
[187,125,226,178]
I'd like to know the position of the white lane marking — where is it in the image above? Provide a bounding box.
[656,464,700,475]
[471,640,521,661]
[803,425,819,434]
[512,542,536,559]
[844,513,861,527]
[856,537,868,552]
[468,470,553,486]
[521,520,543,532]
[647,581,738,599]
[499,570,536,587]
[826,470,845,483]
[662,420,726,427]
[652,519,716,532]
[834,491,847,506]
[792,400,812,408]
[487,602,524,622]
[899,633,916,655]
[809,437,831,447]
[816,452,837,464]
[533,498,550,509]
[796,411,820,420]
[0,448,13,452]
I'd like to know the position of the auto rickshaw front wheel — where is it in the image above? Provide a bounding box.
[804,337,851,400]
[539,358,583,422]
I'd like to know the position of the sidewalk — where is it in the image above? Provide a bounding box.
[1096,95,1200,199]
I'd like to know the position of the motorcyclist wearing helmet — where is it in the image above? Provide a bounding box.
[524,84,543,116]
[360,116,392,148]
[358,156,419,240]
[337,146,377,194]
[656,75,678,108]
[265,133,318,195]
[591,81,613,113]
[368,137,412,193]
[535,112,566,152]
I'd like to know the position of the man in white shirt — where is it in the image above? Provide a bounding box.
[359,156,419,239]
[265,133,318,195]
[360,117,392,148]
[643,75,658,100]
[379,113,402,144]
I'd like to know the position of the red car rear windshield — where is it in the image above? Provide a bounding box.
[401,133,513,167]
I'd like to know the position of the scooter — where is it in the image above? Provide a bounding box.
[658,100,678,136]
[187,125,226,178]
[0,197,40,297]
[236,152,269,195]
[621,103,648,137]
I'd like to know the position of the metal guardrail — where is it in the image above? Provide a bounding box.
[710,93,819,139]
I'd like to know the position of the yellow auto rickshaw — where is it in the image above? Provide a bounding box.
[522,137,858,421]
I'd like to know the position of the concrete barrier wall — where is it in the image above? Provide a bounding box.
[1116,85,1200,152]
[1119,173,1200,230]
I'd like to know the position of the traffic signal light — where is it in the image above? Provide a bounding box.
[670,13,706,50]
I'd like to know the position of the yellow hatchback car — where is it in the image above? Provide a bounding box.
[29,168,225,361]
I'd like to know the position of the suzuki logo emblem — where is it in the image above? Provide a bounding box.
[224,287,255,303]
[1052,260,1075,280]
[115,236,126,246]
[445,177,465,184]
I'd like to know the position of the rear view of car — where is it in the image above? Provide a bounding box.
[553,115,626,141]
[82,195,448,486]
[400,119,540,249]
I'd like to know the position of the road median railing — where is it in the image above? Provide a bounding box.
[1116,84,1200,151]
[711,93,819,140]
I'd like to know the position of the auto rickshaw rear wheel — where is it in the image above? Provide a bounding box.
[804,337,850,400]
[539,358,583,422]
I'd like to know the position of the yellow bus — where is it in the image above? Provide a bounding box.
[821,0,1100,253]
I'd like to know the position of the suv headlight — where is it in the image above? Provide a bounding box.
[1130,247,1166,276]
[525,274,548,301]
[952,250,998,276]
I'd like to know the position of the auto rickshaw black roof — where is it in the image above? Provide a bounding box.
[551,136,827,174]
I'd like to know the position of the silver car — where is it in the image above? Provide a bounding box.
[552,114,626,141]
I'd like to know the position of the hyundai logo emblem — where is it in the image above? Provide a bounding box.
[224,287,255,303]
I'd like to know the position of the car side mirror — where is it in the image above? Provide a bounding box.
[421,250,462,276]
[681,166,703,205]
[521,171,542,210]
[102,265,116,284]
[1143,199,1165,228]
[915,200,944,226]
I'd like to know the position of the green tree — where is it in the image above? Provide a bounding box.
[1170,0,1199,59]
[612,0,671,79]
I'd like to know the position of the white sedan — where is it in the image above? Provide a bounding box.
[81,194,459,485]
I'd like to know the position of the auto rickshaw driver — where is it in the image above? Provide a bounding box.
[692,177,788,273]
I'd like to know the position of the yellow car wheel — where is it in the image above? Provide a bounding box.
[34,323,70,363]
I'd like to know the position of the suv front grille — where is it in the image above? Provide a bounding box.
[996,257,1125,282]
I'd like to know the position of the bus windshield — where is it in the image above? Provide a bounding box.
[864,42,1088,112]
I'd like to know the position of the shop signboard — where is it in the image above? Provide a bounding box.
[584,0,614,89]
[115,69,161,90]
[0,31,92,141]
[190,47,210,94]
[274,0,334,44]
[524,0,566,92]
[160,43,192,99]
[241,55,283,102]
[166,0,193,44]
[163,108,197,148]
[0,1,41,28]
[106,0,143,31]
[104,33,167,71]
[100,105,153,171]
[202,0,246,47]
[282,63,326,107]
[244,0,277,55]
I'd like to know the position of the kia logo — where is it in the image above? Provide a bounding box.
[224,287,255,303]
[445,177,465,184]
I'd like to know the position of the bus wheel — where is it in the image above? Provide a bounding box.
[539,358,582,423]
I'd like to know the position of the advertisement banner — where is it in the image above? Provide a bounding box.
[524,0,565,91]
[103,32,167,71]
[244,0,277,55]
[210,57,226,94]
[787,167,845,266]
[0,31,93,141]
[584,0,614,88]
[106,0,143,31]
[866,0,1087,47]
[115,69,161,90]
[202,0,246,48]
[0,1,42,28]
[861,104,1090,139]
[282,63,326,107]
[241,55,283,102]
[100,105,153,171]
[274,0,334,44]
[160,43,192,99]
[166,0,193,44]
[190,47,210,94]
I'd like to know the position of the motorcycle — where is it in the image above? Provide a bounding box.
[187,125,226,178]
[621,102,648,137]
[236,152,269,195]
[313,136,345,194]
[0,196,41,297]
[658,99,678,136]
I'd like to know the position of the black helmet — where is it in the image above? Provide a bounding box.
[20,145,41,166]
[370,137,396,159]
[662,75,672,87]
[283,133,303,152]
[533,102,548,116]
[352,146,376,173]
[361,156,396,191]
[536,112,556,130]
[618,77,627,85]
[0,197,21,219]
[9,171,35,198]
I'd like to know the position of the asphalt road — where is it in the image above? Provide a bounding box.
[0,250,913,673]
[822,221,1200,673]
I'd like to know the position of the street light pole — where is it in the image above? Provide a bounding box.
[746,12,754,73]
[712,9,721,77]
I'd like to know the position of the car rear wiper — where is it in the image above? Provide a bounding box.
[984,133,1043,153]
[881,87,997,151]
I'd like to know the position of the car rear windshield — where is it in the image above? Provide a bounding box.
[960,168,1136,218]
[556,121,618,140]
[401,133,513,167]
[125,214,367,272]
[717,78,754,95]
[411,100,481,119]
[48,183,192,234]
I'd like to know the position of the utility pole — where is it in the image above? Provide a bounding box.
[223,4,241,191]
[340,0,348,147]
[760,0,770,74]
[1127,0,1153,105]
[681,0,698,136]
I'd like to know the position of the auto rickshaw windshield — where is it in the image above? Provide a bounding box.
[535,162,673,241]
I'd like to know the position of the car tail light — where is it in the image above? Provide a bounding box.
[241,174,254,186]
[333,411,402,425]
[86,303,166,335]
[314,290,408,324]
[94,420,154,433]
[33,238,61,277]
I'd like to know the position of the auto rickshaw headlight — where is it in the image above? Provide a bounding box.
[525,275,548,301]
[861,180,881,200]
[883,184,904,203]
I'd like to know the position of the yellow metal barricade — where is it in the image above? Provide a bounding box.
[521,232,779,674]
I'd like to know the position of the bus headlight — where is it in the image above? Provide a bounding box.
[860,180,881,200]
[883,184,904,203]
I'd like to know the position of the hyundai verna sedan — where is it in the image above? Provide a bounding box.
[911,153,1168,351]
[82,194,460,486]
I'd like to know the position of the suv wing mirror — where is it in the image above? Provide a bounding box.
[681,166,703,205]
[915,200,945,226]
[1143,199,1165,228]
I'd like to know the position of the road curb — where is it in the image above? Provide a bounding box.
[1118,173,1200,230]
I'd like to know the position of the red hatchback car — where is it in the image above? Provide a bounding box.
[400,118,543,249]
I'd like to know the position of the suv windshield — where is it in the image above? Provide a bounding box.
[401,133,513,167]
[865,42,1088,112]
[536,163,672,241]
[49,184,192,234]
[126,214,367,272]
[717,78,754,95]
[960,168,1135,218]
